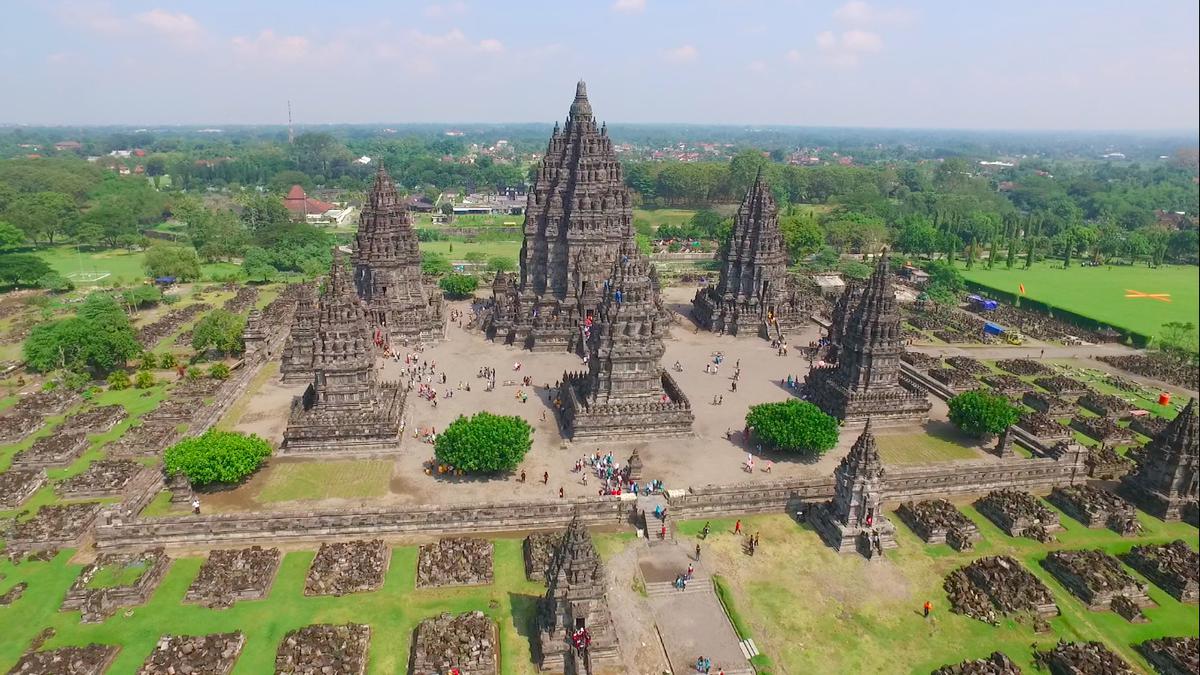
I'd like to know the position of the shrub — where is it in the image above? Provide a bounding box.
[948,389,1021,438]
[158,352,178,368]
[23,293,140,375]
[186,366,203,380]
[209,363,231,380]
[164,430,272,486]
[486,256,516,273]
[745,400,839,456]
[138,352,158,370]
[134,370,156,389]
[38,272,74,293]
[434,412,532,473]
[107,370,131,390]
[191,309,245,355]
[439,273,479,299]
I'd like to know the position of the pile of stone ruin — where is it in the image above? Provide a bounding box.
[1129,415,1168,440]
[61,548,170,623]
[1069,416,1135,445]
[932,651,1021,675]
[1085,445,1135,480]
[0,468,47,509]
[1035,640,1133,675]
[524,531,564,581]
[1033,375,1088,396]
[1049,485,1141,536]
[1120,540,1199,603]
[417,538,494,588]
[900,351,941,370]
[8,502,102,554]
[1018,411,1069,441]
[136,303,210,348]
[1022,391,1075,417]
[930,367,980,390]
[56,459,144,499]
[185,546,282,608]
[137,632,245,675]
[1078,391,1131,418]
[9,643,119,675]
[11,429,91,469]
[304,540,388,596]
[0,581,27,605]
[411,611,497,675]
[896,499,980,551]
[1041,549,1152,620]
[996,359,1052,377]
[0,389,81,445]
[61,404,127,435]
[221,285,260,314]
[1138,636,1199,675]
[975,489,1062,542]
[944,555,1058,627]
[944,356,989,375]
[275,623,370,675]
[107,421,180,459]
[981,374,1032,401]
[968,302,1102,342]
[1098,353,1199,391]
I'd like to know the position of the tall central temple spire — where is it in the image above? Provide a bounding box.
[485,81,641,352]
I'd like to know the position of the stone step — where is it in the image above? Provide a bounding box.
[644,578,712,597]
[738,638,759,659]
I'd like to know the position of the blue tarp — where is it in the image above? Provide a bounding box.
[154,276,177,284]
[984,322,1004,335]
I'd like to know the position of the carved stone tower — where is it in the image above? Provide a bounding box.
[538,516,620,673]
[692,169,808,337]
[804,251,931,427]
[280,282,317,384]
[353,164,443,347]
[810,420,898,557]
[559,247,693,440]
[487,81,637,352]
[283,249,405,453]
[1122,397,1198,523]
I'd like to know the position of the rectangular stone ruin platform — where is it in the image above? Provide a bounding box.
[1033,376,1088,396]
[136,632,245,675]
[61,404,128,435]
[1022,391,1075,417]
[946,356,989,375]
[410,611,497,675]
[9,502,102,552]
[1078,391,1133,419]
[1041,549,1153,617]
[1129,415,1168,439]
[184,546,282,609]
[1120,540,1199,603]
[107,422,179,458]
[996,358,1051,376]
[1137,636,1199,675]
[1035,640,1134,675]
[61,547,171,623]
[417,537,494,588]
[559,371,695,441]
[929,367,980,392]
[975,489,1062,542]
[1070,416,1135,446]
[1017,412,1071,443]
[524,531,564,581]
[1084,446,1135,480]
[0,468,47,509]
[8,644,120,675]
[0,411,47,446]
[281,384,407,455]
[944,555,1059,627]
[931,651,1021,675]
[11,431,91,469]
[275,623,370,675]
[304,540,388,596]
[55,460,147,500]
[141,399,202,427]
[1048,485,1141,536]
[900,352,941,370]
[896,499,981,551]
[982,374,1034,401]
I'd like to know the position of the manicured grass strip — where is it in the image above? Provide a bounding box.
[713,574,775,672]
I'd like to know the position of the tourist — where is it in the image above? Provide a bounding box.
[543,471,549,484]
[734,519,742,534]
[701,522,710,539]
[582,473,588,485]
[923,600,932,618]
[686,563,694,579]
[765,460,773,473]
[695,543,701,560]
[191,498,200,515]
[559,486,565,499]
[660,524,667,540]
[730,381,737,392]
[520,470,526,483]
[753,532,760,548]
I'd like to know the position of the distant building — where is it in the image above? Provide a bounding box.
[406,195,436,212]
[283,185,355,225]
[54,140,82,152]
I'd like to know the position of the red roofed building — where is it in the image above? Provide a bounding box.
[283,185,335,221]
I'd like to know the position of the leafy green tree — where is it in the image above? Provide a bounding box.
[688,209,725,238]
[241,247,275,282]
[209,363,231,380]
[191,309,246,355]
[812,246,841,271]
[895,219,940,258]
[486,256,516,273]
[420,251,453,276]
[0,254,52,288]
[186,366,203,380]
[144,244,201,281]
[106,370,131,390]
[923,260,965,305]
[6,191,78,244]
[159,352,178,368]
[121,284,163,310]
[745,400,839,457]
[164,430,272,486]
[779,214,824,261]
[37,272,74,293]
[439,273,479,299]
[23,294,140,375]
[268,170,314,194]
[239,193,293,232]
[463,251,488,265]
[134,370,156,389]
[839,260,872,280]
[139,352,158,370]
[1157,321,1198,360]
[948,389,1020,438]
[0,220,25,251]
[434,412,533,473]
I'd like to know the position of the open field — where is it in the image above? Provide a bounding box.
[419,239,522,262]
[958,261,1199,340]
[35,246,242,285]
[634,208,697,232]
[256,459,392,503]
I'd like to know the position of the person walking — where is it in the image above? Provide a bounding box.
[923,600,932,618]
[559,486,565,499]
[520,470,526,483]
[543,471,549,485]
[695,543,701,560]
[701,522,710,539]
[191,498,201,515]
[734,519,742,535]
[686,563,694,580]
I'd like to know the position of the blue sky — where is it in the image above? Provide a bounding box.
[2,0,1197,130]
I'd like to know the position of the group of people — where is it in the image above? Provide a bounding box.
[694,656,724,674]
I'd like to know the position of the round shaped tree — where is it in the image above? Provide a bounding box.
[745,400,839,457]
[164,429,272,486]
[948,389,1021,439]
[435,412,532,473]
[439,273,479,299]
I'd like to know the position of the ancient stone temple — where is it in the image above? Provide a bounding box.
[279,282,317,384]
[487,81,637,352]
[1122,397,1198,524]
[353,164,444,347]
[558,248,693,440]
[692,169,808,338]
[283,250,405,454]
[804,252,931,427]
[810,420,898,558]
[241,309,268,357]
[538,516,620,673]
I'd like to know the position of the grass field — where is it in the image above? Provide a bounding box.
[256,459,392,503]
[958,261,1199,340]
[875,429,982,465]
[419,240,522,262]
[633,208,698,232]
[35,246,242,286]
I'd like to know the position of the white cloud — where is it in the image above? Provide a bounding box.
[231,30,310,63]
[833,1,913,26]
[747,60,768,73]
[410,28,468,49]
[785,49,803,63]
[612,0,646,14]
[815,29,883,66]
[135,9,204,45]
[424,2,468,18]
[477,38,504,53]
[664,44,698,64]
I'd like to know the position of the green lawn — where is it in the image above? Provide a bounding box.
[85,560,150,589]
[875,429,982,465]
[34,246,242,286]
[256,459,392,503]
[420,240,522,262]
[958,261,1199,340]
[634,208,697,232]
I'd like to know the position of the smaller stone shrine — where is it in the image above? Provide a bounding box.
[136,632,245,675]
[410,611,497,675]
[1022,391,1074,417]
[185,546,282,608]
[275,624,370,675]
[9,644,120,675]
[304,540,388,596]
[1120,540,1198,603]
[241,309,269,357]
[810,420,898,558]
[975,489,1062,542]
[11,431,90,469]
[1034,641,1133,675]
[56,459,145,500]
[280,282,318,383]
[896,499,981,551]
[1041,549,1153,617]
[524,531,564,581]
[931,652,1022,675]
[0,468,47,509]
[416,538,494,588]
[1121,397,1198,523]
[1078,391,1132,418]
[1070,415,1135,446]
[538,516,620,673]
[944,555,1058,626]
[1017,412,1071,443]
[1137,636,1198,675]
[1085,445,1135,480]
[1048,484,1141,536]
[1033,376,1087,396]
[61,404,127,434]
[9,502,102,552]
[996,358,1051,376]
[61,548,170,623]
